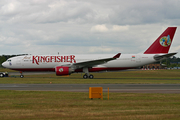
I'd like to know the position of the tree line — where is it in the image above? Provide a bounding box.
[161,56,180,68]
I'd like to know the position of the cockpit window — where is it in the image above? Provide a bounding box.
[7,59,11,62]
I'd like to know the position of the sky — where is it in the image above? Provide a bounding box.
[1,0,180,57]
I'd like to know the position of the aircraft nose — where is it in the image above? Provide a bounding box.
[2,62,8,68]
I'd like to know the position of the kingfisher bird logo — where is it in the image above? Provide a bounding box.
[59,68,63,72]
[159,35,171,47]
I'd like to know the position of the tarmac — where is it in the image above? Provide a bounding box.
[0,84,180,93]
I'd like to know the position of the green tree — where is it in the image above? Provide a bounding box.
[0,56,7,67]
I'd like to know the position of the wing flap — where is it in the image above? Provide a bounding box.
[71,53,121,69]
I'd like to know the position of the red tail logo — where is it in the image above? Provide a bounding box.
[144,27,177,54]
[159,35,171,47]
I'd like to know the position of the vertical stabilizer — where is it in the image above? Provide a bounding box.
[144,27,177,54]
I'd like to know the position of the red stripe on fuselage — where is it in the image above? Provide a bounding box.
[11,67,136,72]
[12,68,55,72]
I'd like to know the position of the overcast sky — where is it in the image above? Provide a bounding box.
[1,0,180,57]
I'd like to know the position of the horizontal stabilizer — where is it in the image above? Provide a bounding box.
[154,52,177,61]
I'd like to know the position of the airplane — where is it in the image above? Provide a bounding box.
[1,27,177,79]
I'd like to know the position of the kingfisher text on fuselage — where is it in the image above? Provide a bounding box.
[32,55,76,65]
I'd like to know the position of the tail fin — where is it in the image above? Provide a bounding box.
[144,27,177,54]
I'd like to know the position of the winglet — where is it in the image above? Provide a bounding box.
[113,53,121,58]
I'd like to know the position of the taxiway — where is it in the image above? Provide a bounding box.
[0,84,180,93]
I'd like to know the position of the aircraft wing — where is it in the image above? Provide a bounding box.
[71,53,121,69]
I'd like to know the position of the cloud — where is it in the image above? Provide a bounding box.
[0,0,180,57]
[1,0,180,25]
[1,1,21,15]
[0,0,94,24]
[89,46,112,53]
[90,24,108,33]
[111,25,129,32]
[91,24,129,33]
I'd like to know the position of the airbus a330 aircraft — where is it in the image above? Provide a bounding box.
[1,27,177,79]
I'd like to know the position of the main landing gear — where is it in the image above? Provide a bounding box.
[83,68,94,79]
[83,74,94,79]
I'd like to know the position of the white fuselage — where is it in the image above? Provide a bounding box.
[2,53,157,72]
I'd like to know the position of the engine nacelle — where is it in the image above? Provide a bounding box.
[55,66,73,76]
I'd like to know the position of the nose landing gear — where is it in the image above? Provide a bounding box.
[20,71,24,78]
[20,75,24,78]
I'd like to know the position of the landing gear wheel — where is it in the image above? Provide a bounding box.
[0,73,4,78]
[20,75,24,78]
[83,74,88,79]
[89,74,94,79]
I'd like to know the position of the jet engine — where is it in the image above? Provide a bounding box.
[55,66,73,76]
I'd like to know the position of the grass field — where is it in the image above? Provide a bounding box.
[0,68,180,119]
[0,90,180,120]
[1,68,180,84]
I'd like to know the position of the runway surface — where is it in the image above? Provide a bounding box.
[0,84,180,93]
